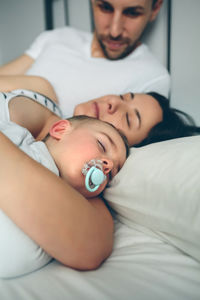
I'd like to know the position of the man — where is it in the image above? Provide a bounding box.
[91,0,163,59]
[0,0,169,116]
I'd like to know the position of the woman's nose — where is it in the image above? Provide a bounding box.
[107,97,122,114]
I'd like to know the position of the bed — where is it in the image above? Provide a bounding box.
[0,136,200,300]
[1,0,200,297]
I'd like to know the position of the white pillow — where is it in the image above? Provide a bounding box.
[104,136,200,262]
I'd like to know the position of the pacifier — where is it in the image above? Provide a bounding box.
[82,159,107,192]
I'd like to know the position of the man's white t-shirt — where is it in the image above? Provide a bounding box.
[26,27,170,117]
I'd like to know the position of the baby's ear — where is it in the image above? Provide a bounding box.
[49,120,72,140]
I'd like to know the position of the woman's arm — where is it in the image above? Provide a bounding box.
[9,96,60,140]
[0,74,59,139]
[0,132,114,270]
[0,74,58,103]
[0,54,34,75]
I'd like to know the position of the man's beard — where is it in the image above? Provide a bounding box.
[97,34,138,60]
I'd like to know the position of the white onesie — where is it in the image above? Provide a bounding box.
[0,90,62,278]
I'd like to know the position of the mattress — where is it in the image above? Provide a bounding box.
[0,220,200,300]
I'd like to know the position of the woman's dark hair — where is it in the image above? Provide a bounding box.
[135,92,200,148]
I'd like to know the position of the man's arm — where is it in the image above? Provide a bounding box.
[0,132,114,270]
[0,54,34,75]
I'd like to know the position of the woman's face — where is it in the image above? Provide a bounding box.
[74,93,163,146]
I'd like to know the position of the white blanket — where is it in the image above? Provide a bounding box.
[0,220,200,300]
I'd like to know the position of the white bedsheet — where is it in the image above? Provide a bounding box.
[0,220,200,300]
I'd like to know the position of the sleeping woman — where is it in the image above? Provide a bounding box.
[0,75,199,278]
[0,75,198,146]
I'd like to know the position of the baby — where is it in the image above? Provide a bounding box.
[0,90,129,278]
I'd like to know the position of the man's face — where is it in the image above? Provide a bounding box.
[91,0,161,60]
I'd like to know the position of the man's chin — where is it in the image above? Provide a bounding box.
[104,51,124,60]
[97,39,122,60]
[99,38,138,60]
[102,45,132,60]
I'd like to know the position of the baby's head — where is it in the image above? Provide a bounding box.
[45,115,129,198]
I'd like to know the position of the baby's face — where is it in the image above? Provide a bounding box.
[53,120,127,198]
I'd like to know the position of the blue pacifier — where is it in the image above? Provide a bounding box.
[82,159,107,192]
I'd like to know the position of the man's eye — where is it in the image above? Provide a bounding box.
[98,140,106,152]
[98,2,113,13]
[123,9,142,18]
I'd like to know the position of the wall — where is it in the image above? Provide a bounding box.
[52,0,91,30]
[141,0,169,68]
[0,0,45,65]
[170,0,200,125]
[66,0,91,31]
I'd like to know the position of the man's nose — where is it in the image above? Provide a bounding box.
[109,12,124,38]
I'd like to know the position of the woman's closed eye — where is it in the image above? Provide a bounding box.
[119,95,131,128]
[126,112,131,128]
[135,109,141,129]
